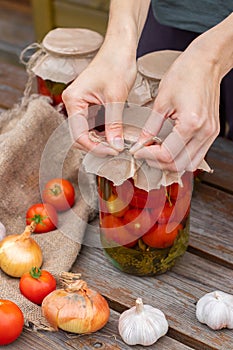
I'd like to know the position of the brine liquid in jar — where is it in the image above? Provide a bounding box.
[98,172,193,276]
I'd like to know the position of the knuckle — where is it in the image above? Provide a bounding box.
[141,128,154,138]
[187,113,202,131]
[105,122,122,132]
[161,149,174,164]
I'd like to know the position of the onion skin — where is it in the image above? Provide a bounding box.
[0,223,43,278]
[42,280,110,333]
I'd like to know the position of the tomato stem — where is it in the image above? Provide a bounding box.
[165,187,173,207]
[30,266,42,279]
[50,184,62,196]
[28,214,48,226]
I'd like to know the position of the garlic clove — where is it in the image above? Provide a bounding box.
[118,298,168,346]
[196,290,233,330]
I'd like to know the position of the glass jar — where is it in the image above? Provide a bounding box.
[25,28,103,113]
[97,172,193,276]
[127,50,181,107]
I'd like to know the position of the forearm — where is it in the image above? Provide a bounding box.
[190,12,233,79]
[103,0,150,58]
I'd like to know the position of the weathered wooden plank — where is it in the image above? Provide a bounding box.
[190,182,233,268]
[7,309,193,350]
[0,0,34,50]
[0,62,28,90]
[0,61,32,109]
[201,137,233,194]
[72,245,233,350]
[0,85,25,110]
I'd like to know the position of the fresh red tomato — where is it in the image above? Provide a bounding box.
[26,203,58,233]
[42,178,75,212]
[101,215,138,248]
[142,222,182,248]
[19,267,56,305]
[0,299,24,345]
[123,208,154,238]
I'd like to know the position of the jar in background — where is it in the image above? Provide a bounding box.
[97,172,192,276]
[127,50,181,108]
[29,28,103,112]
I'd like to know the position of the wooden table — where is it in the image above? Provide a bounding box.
[1,61,233,350]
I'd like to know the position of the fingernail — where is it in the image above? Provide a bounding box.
[111,137,124,151]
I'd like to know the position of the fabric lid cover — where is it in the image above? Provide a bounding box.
[138,50,181,80]
[82,105,211,191]
[42,28,103,56]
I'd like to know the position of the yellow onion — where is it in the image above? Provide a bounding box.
[42,276,110,334]
[0,222,43,277]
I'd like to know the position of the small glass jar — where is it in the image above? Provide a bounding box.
[29,28,103,113]
[128,50,181,107]
[97,172,192,276]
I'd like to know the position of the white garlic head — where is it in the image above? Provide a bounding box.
[0,221,6,241]
[118,298,169,346]
[196,290,233,330]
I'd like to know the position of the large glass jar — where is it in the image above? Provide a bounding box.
[97,172,193,276]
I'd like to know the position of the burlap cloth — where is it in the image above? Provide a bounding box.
[0,96,97,330]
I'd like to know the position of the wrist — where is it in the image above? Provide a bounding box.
[191,13,233,80]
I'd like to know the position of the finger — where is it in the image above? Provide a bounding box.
[129,110,166,153]
[105,102,125,151]
[140,130,213,172]
[69,112,118,156]
[68,111,89,144]
[76,134,119,157]
[184,134,216,171]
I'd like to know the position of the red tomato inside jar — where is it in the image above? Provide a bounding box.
[98,172,193,276]
[37,77,67,108]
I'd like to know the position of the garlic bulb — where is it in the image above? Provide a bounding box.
[196,290,233,330]
[118,298,168,346]
[0,222,6,241]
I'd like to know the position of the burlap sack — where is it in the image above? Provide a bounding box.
[0,96,97,330]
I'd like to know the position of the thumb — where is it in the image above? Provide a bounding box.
[105,102,124,151]
[130,109,165,153]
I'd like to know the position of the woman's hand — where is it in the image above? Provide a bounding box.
[62,44,137,156]
[130,46,220,172]
[62,0,150,156]
[131,13,233,172]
